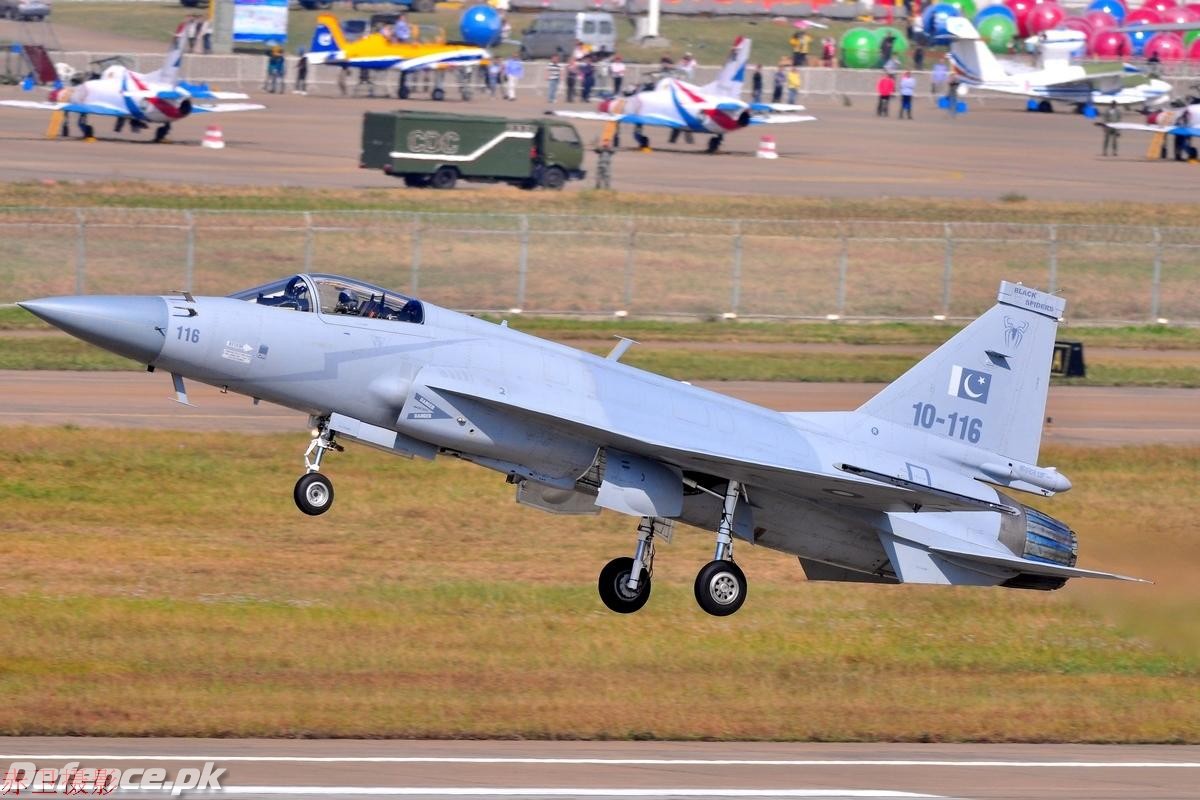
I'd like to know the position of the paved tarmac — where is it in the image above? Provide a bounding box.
[0,74,1188,202]
[0,739,1197,799]
[1,370,1196,445]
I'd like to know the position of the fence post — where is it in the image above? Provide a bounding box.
[184,210,195,292]
[730,219,743,315]
[516,214,529,309]
[623,218,636,311]
[1047,224,1057,294]
[1151,226,1163,320]
[837,222,848,317]
[410,215,422,294]
[942,222,953,317]
[303,211,314,273]
[74,209,86,294]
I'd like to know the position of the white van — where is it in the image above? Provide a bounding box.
[519,12,615,60]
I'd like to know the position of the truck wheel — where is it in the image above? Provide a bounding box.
[431,87,446,102]
[520,46,531,60]
[430,167,457,190]
[541,166,566,190]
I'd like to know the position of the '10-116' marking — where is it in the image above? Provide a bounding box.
[912,402,983,443]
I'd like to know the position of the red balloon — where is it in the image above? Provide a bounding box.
[1145,31,1186,58]
[1091,29,1134,57]
[1063,16,1096,39]
[1140,0,1176,12]
[1085,9,1119,29]
[1005,0,1037,35]
[1163,6,1200,21]
[1125,7,1165,24]
[1187,2,1200,13]
[1026,3,1067,33]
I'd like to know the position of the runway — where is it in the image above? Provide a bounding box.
[0,740,1197,799]
[1,370,1196,445]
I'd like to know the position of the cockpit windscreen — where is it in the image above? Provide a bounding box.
[230,274,424,324]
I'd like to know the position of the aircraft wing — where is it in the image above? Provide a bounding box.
[748,102,808,112]
[552,110,687,129]
[191,103,267,113]
[748,114,817,125]
[419,372,1005,516]
[1106,122,1200,135]
[0,99,127,117]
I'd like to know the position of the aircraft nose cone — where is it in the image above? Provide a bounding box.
[18,295,167,365]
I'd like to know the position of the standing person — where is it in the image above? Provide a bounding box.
[337,66,349,96]
[294,50,309,95]
[931,59,948,98]
[265,46,285,94]
[786,66,801,105]
[545,53,562,104]
[912,45,925,71]
[788,29,803,66]
[565,57,578,103]
[609,54,625,95]
[821,37,835,68]
[503,54,522,101]
[879,34,895,69]
[946,71,961,117]
[898,70,915,119]
[393,14,411,43]
[487,58,501,97]
[1173,108,1193,160]
[1101,101,1121,156]
[594,133,614,189]
[185,15,201,53]
[679,52,696,78]
[199,15,213,55]
[875,72,895,117]
[751,64,763,104]
[580,59,595,103]
[771,61,785,103]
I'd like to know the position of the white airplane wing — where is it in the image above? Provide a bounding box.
[552,110,686,129]
[0,100,67,111]
[1106,121,1200,136]
[749,102,808,112]
[206,90,252,100]
[0,99,127,117]
[192,103,267,113]
[749,114,817,125]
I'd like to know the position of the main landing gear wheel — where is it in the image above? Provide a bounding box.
[598,556,651,613]
[694,559,747,617]
[294,472,334,516]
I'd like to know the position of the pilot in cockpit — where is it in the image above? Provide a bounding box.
[334,290,359,315]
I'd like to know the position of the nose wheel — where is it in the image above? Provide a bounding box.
[598,556,651,613]
[294,416,342,516]
[694,559,746,616]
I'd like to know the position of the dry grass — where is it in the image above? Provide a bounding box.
[0,428,1196,740]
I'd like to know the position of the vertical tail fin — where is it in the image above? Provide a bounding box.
[145,23,186,85]
[310,14,348,61]
[945,17,1008,85]
[857,282,1065,465]
[702,36,751,97]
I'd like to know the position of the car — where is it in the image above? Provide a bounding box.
[1,0,51,21]
[519,11,614,60]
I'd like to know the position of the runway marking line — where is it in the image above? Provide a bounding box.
[0,756,1196,768]
[190,790,943,798]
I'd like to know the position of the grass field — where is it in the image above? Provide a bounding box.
[0,428,1196,740]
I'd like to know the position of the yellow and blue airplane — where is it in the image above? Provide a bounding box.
[307,14,488,77]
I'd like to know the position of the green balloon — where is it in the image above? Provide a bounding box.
[945,0,977,19]
[840,27,878,69]
[871,26,909,57]
[1185,29,1200,48]
[976,15,1015,54]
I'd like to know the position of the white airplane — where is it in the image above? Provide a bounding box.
[947,17,1171,112]
[0,27,264,142]
[554,37,815,153]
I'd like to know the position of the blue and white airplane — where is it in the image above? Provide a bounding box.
[554,37,815,153]
[0,28,263,142]
[18,277,1142,616]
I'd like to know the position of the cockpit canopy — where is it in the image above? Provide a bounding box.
[230,273,424,324]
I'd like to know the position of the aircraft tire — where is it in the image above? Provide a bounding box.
[541,166,566,190]
[694,559,747,616]
[294,473,334,516]
[398,86,411,100]
[430,166,458,190]
[598,557,651,614]
[1038,100,1053,113]
[431,87,446,102]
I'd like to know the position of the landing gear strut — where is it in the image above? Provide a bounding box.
[598,517,658,613]
[294,416,342,516]
[693,479,748,616]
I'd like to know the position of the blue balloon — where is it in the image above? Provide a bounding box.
[459,4,502,48]
[974,4,1016,25]
[1087,0,1127,23]
[1128,26,1153,55]
[922,3,962,45]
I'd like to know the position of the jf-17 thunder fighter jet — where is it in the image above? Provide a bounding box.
[20,276,1142,616]
[554,37,815,154]
[0,25,263,142]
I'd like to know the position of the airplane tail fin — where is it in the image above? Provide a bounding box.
[145,22,186,85]
[702,36,751,97]
[857,282,1064,465]
[945,17,1007,85]
[310,14,348,59]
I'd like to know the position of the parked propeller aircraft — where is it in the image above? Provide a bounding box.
[947,17,1171,112]
[0,28,263,142]
[553,37,815,153]
[308,14,488,99]
[19,278,1142,616]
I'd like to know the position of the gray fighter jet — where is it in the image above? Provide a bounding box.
[19,276,1142,616]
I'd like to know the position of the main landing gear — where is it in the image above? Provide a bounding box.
[598,479,749,617]
[294,416,342,516]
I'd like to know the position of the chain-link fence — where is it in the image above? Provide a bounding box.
[3,207,1197,323]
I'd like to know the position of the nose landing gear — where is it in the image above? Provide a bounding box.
[294,416,343,516]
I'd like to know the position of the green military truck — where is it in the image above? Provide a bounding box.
[361,110,586,190]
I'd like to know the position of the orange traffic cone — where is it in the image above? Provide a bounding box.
[756,135,778,160]
[202,124,225,150]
